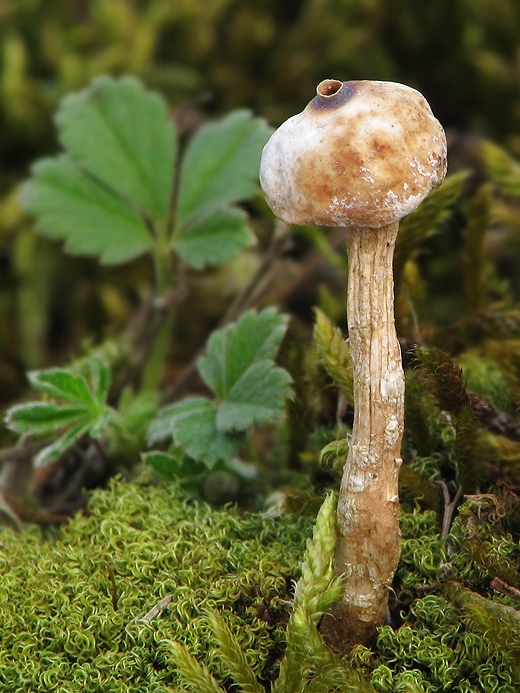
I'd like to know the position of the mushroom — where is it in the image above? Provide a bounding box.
[260,79,446,650]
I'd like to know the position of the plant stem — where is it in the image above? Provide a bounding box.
[321,222,405,650]
[139,239,175,393]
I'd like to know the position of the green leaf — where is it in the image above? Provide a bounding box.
[177,110,272,225]
[150,398,243,467]
[5,361,114,466]
[394,171,468,298]
[198,308,292,432]
[447,582,520,682]
[217,361,292,431]
[88,408,113,440]
[5,402,92,435]
[200,308,292,432]
[20,155,152,264]
[89,356,111,405]
[273,494,366,693]
[173,208,254,269]
[483,140,520,201]
[34,418,96,467]
[56,75,175,223]
[313,307,353,406]
[292,493,339,621]
[149,309,292,464]
[207,612,264,693]
[147,406,179,445]
[199,307,288,398]
[462,184,492,315]
[142,450,184,481]
[167,641,226,693]
[28,367,95,405]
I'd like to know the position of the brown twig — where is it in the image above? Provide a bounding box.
[0,438,45,463]
[437,481,464,539]
[490,577,520,602]
[134,594,174,622]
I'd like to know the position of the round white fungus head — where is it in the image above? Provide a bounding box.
[260,79,447,228]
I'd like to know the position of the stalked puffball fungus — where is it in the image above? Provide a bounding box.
[260,79,447,650]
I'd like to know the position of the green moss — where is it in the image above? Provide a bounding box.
[458,351,517,416]
[1,481,518,692]
[383,504,520,693]
[0,477,311,692]
[372,590,517,692]
[447,498,520,588]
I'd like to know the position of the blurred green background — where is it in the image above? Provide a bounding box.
[1,0,520,405]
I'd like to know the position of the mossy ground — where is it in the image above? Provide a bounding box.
[0,479,518,692]
[368,507,520,692]
[0,478,311,692]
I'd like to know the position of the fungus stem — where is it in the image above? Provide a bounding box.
[321,222,405,650]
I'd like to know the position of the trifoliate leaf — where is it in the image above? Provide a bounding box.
[177,110,272,225]
[173,207,254,269]
[149,397,243,467]
[149,309,292,464]
[198,307,289,398]
[20,155,152,264]
[56,75,175,223]
[198,308,292,432]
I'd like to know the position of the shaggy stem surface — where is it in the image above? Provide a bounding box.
[322,222,405,651]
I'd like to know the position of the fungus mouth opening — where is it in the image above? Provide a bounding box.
[317,79,343,97]
[311,80,355,111]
